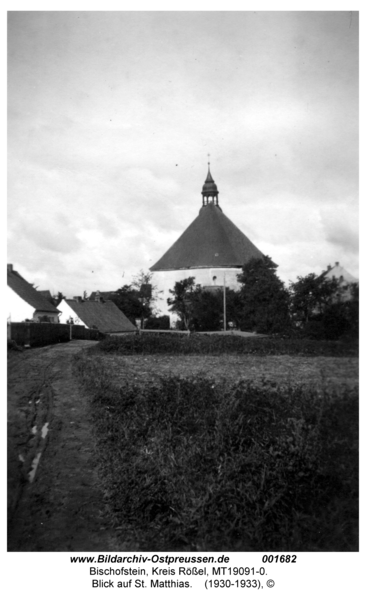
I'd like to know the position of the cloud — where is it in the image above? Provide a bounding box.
[321,207,359,254]
[7,12,358,298]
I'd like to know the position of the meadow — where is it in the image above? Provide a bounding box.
[75,334,358,551]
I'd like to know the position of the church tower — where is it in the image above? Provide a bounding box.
[201,162,220,207]
[150,164,264,319]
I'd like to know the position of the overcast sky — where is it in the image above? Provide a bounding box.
[8,11,359,300]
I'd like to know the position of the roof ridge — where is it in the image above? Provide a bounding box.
[219,208,259,262]
[7,269,60,312]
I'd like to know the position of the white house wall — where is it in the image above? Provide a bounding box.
[57,300,88,327]
[324,264,358,303]
[7,286,35,322]
[33,310,59,323]
[151,268,242,322]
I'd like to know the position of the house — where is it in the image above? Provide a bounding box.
[88,291,116,302]
[7,264,60,323]
[57,298,136,333]
[323,262,358,302]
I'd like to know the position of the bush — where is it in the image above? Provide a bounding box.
[144,315,170,330]
[322,304,351,340]
[7,339,23,352]
[94,332,358,357]
[302,320,326,340]
[75,354,358,551]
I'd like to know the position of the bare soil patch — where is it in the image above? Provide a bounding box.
[7,341,124,552]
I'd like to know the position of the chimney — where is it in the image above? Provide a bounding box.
[335,262,339,267]
[95,291,101,302]
[73,296,82,303]
[327,265,331,270]
[7,264,13,273]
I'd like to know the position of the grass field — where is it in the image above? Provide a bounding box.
[94,353,358,391]
[75,338,358,552]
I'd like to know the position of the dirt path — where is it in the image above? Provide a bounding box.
[8,341,125,552]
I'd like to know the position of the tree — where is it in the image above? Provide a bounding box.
[289,273,340,324]
[110,284,145,325]
[55,292,65,307]
[340,282,359,338]
[168,277,271,332]
[237,256,291,334]
[110,270,162,326]
[191,288,223,331]
[132,270,161,320]
[190,288,243,332]
[167,277,197,330]
[289,274,359,340]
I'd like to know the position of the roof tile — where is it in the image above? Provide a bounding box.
[64,299,136,333]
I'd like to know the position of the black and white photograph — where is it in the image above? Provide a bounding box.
[6,5,361,596]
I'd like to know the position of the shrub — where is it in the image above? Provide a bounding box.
[7,339,23,352]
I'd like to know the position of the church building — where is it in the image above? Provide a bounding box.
[150,165,264,319]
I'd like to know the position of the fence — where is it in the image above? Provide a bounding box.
[8,322,104,348]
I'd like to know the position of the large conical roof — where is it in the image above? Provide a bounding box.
[150,202,263,271]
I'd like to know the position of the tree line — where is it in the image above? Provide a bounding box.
[166,256,358,340]
[64,260,358,340]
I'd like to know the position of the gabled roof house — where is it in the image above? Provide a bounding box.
[57,298,136,333]
[322,261,358,302]
[7,264,60,323]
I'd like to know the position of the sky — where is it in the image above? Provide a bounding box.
[7,10,359,300]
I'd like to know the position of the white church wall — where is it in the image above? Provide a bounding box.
[152,267,242,324]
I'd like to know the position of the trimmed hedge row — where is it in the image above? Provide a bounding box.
[96,332,358,357]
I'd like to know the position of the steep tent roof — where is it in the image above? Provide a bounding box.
[7,268,60,313]
[150,202,263,271]
[64,299,136,333]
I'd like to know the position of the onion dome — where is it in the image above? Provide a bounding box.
[202,163,219,206]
